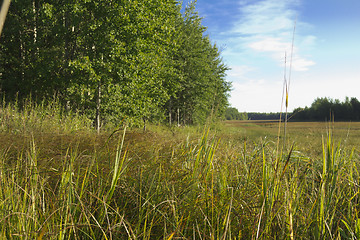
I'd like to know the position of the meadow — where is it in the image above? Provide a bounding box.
[1,101,360,239]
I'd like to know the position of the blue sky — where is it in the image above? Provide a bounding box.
[183,0,360,112]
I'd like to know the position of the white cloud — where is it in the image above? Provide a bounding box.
[230,78,285,112]
[249,37,291,52]
[248,37,315,71]
[301,35,317,47]
[217,0,360,112]
[232,0,297,35]
[224,0,316,72]
[228,65,254,78]
[291,56,315,71]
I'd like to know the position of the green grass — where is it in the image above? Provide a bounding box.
[1,101,360,239]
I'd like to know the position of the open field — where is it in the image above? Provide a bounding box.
[1,105,360,239]
[223,120,360,152]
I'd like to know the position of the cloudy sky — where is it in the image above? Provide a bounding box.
[183,0,360,113]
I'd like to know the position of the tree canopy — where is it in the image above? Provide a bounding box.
[225,107,248,120]
[0,0,230,128]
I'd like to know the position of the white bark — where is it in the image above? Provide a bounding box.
[0,0,11,37]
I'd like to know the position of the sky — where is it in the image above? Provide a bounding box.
[182,0,360,113]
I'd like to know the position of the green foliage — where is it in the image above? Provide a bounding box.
[0,96,92,134]
[165,1,230,125]
[247,112,284,120]
[2,104,360,238]
[292,97,360,121]
[0,0,230,128]
[225,107,248,120]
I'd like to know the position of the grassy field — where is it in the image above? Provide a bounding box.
[1,102,360,239]
[223,120,360,152]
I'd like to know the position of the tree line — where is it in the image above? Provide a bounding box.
[0,0,230,130]
[224,107,285,121]
[225,96,360,122]
[292,97,360,121]
[225,107,248,120]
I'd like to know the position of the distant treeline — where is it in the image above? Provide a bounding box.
[225,107,284,121]
[225,107,248,120]
[247,112,285,121]
[291,97,360,121]
[226,97,360,122]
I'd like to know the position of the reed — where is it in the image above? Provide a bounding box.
[1,100,360,238]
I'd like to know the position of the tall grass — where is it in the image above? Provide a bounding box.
[0,97,92,134]
[1,100,360,238]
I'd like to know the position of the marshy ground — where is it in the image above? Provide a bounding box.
[1,111,360,239]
